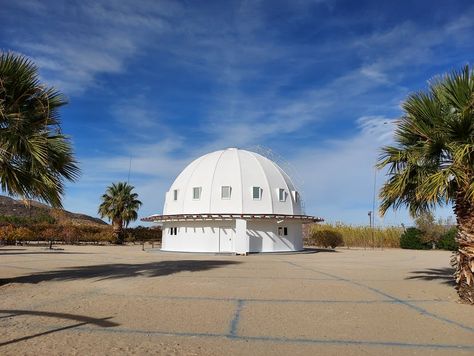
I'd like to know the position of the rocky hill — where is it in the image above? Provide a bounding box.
[0,195,107,226]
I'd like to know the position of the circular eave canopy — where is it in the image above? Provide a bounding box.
[141,213,324,223]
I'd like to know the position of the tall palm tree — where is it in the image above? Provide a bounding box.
[98,182,142,243]
[0,52,79,207]
[378,65,474,304]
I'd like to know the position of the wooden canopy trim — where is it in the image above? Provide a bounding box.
[141,213,324,223]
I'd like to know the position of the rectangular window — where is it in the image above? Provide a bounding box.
[252,186,262,200]
[284,227,288,236]
[221,186,231,199]
[173,189,178,201]
[278,188,286,202]
[278,227,288,236]
[292,190,299,202]
[193,187,202,200]
[169,227,178,236]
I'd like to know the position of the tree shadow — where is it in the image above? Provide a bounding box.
[406,267,455,286]
[0,251,90,255]
[0,260,240,286]
[0,309,118,347]
[302,247,340,253]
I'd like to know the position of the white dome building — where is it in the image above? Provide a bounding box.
[142,148,322,253]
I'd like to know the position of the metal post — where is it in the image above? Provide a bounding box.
[367,211,372,250]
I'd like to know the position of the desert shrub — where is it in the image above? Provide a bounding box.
[437,227,458,251]
[59,225,83,244]
[414,212,449,247]
[82,226,114,244]
[400,228,429,250]
[0,225,15,244]
[12,227,34,243]
[311,229,343,248]
[123,226,162,243]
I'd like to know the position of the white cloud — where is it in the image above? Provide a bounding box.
[16,1,466,226]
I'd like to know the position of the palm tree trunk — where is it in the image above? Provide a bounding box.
[112,219,123,244]
[453,195,474,304]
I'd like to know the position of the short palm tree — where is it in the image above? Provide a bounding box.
[98,182,142,243]
[378,65,474,304]
[0,52,79,207]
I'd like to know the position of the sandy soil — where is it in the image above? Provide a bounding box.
[1,245,473,355]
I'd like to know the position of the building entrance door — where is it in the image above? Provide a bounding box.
[219,227,233,252]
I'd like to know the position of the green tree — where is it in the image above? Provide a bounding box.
[414,211,446,248]
[378,66,474,304]
[0,52,79,207]
[98,182,142,243]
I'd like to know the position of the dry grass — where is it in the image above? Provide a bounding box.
[307,223,403,248]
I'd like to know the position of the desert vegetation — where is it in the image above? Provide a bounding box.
[305,223,403,249]
[0,215,161,246]
[378,66,474,303]
[98,182,142,243]
[305,213,456,251]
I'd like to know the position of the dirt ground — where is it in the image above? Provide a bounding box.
[1,245,474,355]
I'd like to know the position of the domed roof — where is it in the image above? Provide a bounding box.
[163,148,303,215]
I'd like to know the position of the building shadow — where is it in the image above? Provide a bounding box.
[0,309,118,347]
[0,260,240,286]
[405,267,455,286]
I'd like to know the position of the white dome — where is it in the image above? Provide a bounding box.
[163,148,303,215]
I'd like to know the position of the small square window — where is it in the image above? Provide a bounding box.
[221,186,231,199]
[292,190,299,202]
[278,227,288,236]
[193,187,202,200]
[173,189,178,201]
[252,186,262,200]
[278,188,286,202]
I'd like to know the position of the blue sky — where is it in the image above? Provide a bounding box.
[1,0,473,226]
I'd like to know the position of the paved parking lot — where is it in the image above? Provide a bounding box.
[1,245,473,355]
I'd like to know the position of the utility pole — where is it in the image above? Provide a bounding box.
[372,166,377,249]
[367,211,372,250]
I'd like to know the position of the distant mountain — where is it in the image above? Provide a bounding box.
[0,195,108,226]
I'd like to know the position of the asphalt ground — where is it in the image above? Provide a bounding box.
[1,245,473,355]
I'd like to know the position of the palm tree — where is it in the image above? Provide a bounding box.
[98,182,142,243]
[0,52,79,207]
[378,65,474,304]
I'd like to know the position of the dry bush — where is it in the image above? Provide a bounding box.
[123,226,162,243]
[307,223,403,248]
[311,229,343,248]
[0,225,15,244]
[12,227,34,243]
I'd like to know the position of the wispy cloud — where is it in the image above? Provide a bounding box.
[3,1,470,224]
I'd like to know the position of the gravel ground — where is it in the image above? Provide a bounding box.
[1,245,473,355]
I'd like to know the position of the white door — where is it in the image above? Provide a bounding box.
[219,227,233,252]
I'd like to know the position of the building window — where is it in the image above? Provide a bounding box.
[173,189,178,201]
[169,227,178,235]
[193,187,202,200]
[278,188,286,202]
[221,186,231,199]
[292,190,299,202]
[278,227,288,236]
[252,186,262,200]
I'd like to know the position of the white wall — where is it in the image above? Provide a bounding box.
[162,220,235,253]
[247,220,302,252]
[162,219,303,253]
